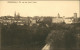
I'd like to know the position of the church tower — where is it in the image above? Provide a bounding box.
[17,13,20,17]
[73,13,77,23]
[14,11,17,17]
[58,13,60,17]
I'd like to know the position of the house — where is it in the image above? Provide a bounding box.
[1,16,14,25]
[52,17,64,23]
[64,17,73,24]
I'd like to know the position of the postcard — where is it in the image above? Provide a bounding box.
[0,0,80,50]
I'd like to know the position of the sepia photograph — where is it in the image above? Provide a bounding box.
[0,0,80,50]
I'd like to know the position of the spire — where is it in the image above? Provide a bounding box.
[17,12,20,16]
[14,11,16,17]
[17,12,20,19]
[58,13,60,17]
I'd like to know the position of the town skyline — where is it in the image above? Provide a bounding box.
[0,1,79,17]
[0,12,79,18]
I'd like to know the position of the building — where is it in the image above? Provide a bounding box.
[1,16,14,25]
[0,12,79,25]
[52,13,78,24]
[64,17,73,24]
[52,13,64,23]
[73,13,78,23]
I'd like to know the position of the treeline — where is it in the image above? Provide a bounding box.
[46,23,80,50]
[1,23,50,47]
[1,23,80,48]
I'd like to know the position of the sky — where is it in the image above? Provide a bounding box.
[0,1,79,17]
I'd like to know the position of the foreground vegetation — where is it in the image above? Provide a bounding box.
[1,23,80,50]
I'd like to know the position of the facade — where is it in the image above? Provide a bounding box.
[1,16,15,25]
[52,13,78,24]
[52,13,64,23]
[64,17,73,24]
[52,17,64,23]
